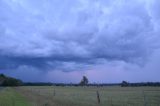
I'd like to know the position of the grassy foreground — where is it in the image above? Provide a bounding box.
[0,87,31,106]
[16,86,160,106]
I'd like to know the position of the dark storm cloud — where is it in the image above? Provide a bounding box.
[0,0,159,72]
[0,54,95,71]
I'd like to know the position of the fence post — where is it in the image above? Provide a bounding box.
[110,97,113,106]
[53,89,56,96]
[96,90,100,104]
[44,103,49,106]
[12,97,15,106]
[143,91,147,106]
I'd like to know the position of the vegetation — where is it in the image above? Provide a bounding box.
[24,82,53,86]
[1,74,160,106]
[79,76,89,86]
[1,74,160,87]
[0,87,31,106]
[121,81,129,87]
[0,74,22,86]
[121,80,160,87]
[16,86,160,106]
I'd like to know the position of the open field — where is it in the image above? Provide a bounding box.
[13,86,160,106]
[0,87,31,106]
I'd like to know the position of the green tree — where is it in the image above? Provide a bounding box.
[0,74,5,78]
[0,73,22,86]
[2,77,22,86]
[121,81,129,87]
[79,76,89,86]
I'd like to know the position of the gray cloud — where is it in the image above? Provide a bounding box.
[0,0,160,81]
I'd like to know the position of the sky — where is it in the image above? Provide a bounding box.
[0,0,160,83]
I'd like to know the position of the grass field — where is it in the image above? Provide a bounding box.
[0,87,31,106]
[13,86,160,106]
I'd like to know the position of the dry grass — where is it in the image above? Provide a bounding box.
[15,86,160,106]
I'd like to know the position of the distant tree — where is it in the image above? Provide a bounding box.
[121,81,129,87]
[79,76,89,86]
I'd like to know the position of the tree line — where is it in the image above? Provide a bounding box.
[0,74,22,86]
[1,74,160,87]
[121,81,160,87]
